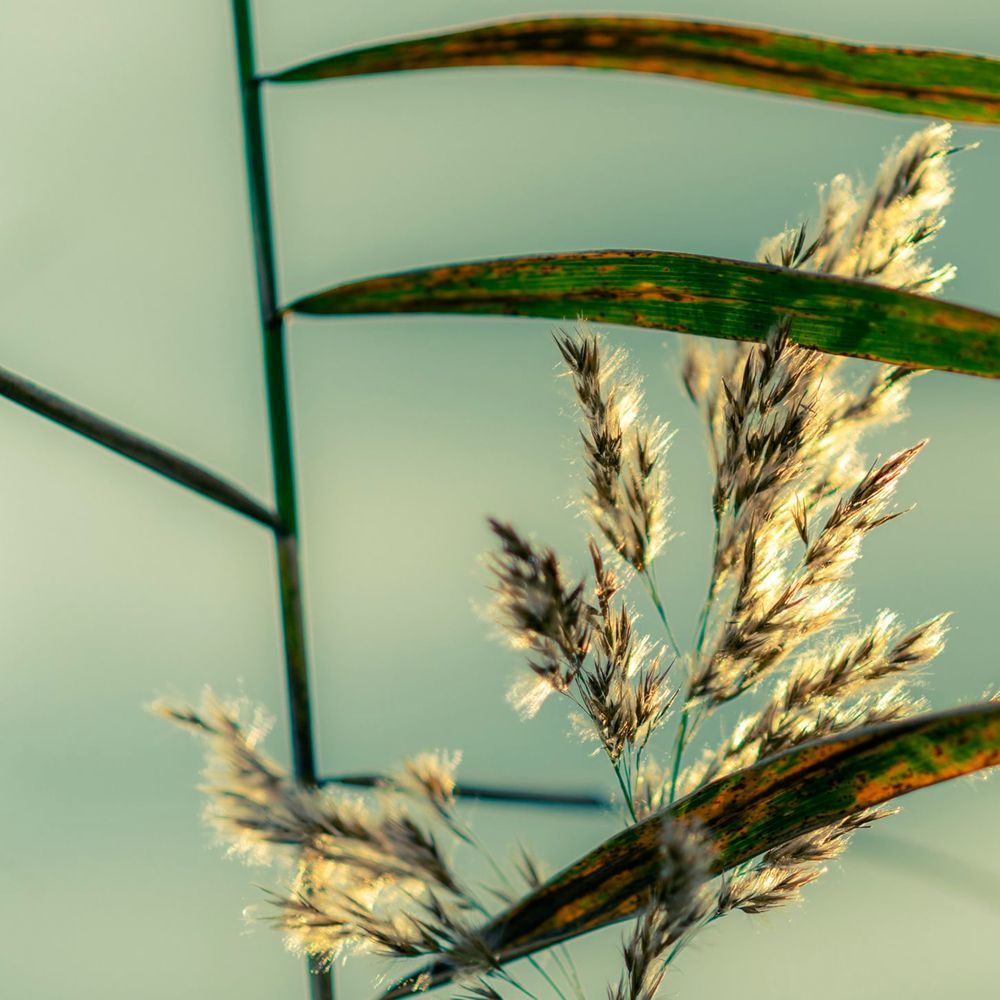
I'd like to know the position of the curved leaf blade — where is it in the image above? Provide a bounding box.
[381,703,1000,997]
[287,251,1000,378]
[267,16,1000,125]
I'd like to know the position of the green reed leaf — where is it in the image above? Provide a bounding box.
[267,16,1000,125]
[380,703,1000,997]
[288,251,1000,378]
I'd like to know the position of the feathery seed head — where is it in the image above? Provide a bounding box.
[156,691,479,968]
[556,322,672,573]
[486,518,590,716]
[608,820,715,1000]
[392,750,462,820]
[152,691,368,863]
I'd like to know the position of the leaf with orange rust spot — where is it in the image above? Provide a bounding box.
[287,250,1000,378]
[266,16,1000,126]
[378,703,1000,997]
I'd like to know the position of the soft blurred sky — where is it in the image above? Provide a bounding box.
[2,2,999,998]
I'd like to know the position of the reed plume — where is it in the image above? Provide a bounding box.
[484,122,960,987]
[488,519,673,818]
[154,692,492,971]
[554,331,672,577]
[161,123,967,998]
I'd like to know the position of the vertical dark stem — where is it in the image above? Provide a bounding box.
[276,532,318,782]
[230,3,332,998]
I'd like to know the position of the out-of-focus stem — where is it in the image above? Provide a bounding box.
[321,773,610,810]
[231,3,329,998]
[0,364,279,529]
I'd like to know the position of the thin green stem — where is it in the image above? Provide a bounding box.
[613,759,638,823]
[496,970,539,1000]
[451,818,567,1000]
[567,680,639,826]
[693,519,722,655]
[693,579,717,657]
[549,946,586,1000]
[640,567,680,657]
[639,560,688,805]
[320,774,610,810]
[526,956,569,1000]
[231,2,329,998]
[662,913,714,969]
[669,519,723,805]
[667,707,688,805]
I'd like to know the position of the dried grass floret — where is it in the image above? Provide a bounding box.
[760,123,958,291]
[580,542,675,763]
[488,521,674,820]
[487,518,591,717]
[477,125,964,989]
[153,694,371,862]
[272,870,491,968]
[684,124,959,714]
[156,691,479,966]
[555,324,672,574]
[693,442,926,704]
[389,750,462,822]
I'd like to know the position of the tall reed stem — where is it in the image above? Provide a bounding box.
[230,3,331,998]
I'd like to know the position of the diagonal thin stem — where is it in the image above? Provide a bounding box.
[0,364,279,529]
[231,2,329,998]
[640,567,680,658]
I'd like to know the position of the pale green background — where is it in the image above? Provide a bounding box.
[2,2,999,998]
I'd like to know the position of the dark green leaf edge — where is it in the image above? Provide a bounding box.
[266,16,1000,126]
[287,250,1000,378]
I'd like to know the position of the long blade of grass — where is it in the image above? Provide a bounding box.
[266,16,1000,125]
[379,702,1000,996]
[288,251,1000,378]
[0,363,278,529]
